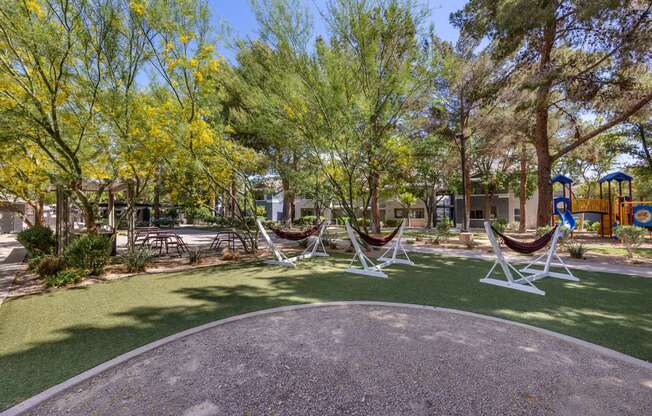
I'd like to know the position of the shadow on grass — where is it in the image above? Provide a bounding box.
[0,253,651,410]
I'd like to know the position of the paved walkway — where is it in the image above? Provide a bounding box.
[0,235,24,308]
[15,304,652,416]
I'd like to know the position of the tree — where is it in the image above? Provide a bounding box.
[408,134,456,228]
[0,0,120,232]
[453,0,652,226]
[322,0,436,232]
[398,191,417,227]
[434,40,507,231]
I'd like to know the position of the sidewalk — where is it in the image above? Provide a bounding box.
[0,234,25,308]
[408,245,652,278]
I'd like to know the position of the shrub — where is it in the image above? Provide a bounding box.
[385,218,399,227]
[295,215,317,226]
[434,218,452,242]
[17,225,55,257]
[46,269,86,288]
[566,240,588,259]
[64,234,111,275]
[535,225,554,237]
[493,218,508,233]
[614,225,646,259]
[221,248,240,261]
[405,239,416,244]
[121,248,155,273]
[590,221,601,233]
[336,216,350,225]
[35,255,66,278]
[27,255,44,271]
[356,217,370,227]
[188,247,203,264]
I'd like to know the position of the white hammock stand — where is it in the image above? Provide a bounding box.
[256,219,329,267]
[480,221,578,296]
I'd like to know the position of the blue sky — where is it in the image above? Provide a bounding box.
[210,0,466,62]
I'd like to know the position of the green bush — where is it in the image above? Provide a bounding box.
[27,255,44,271]
[35,255,66,278]
[120,248,155,273]
[535,225,554,237]
[188,247,203,265]
[356,217,370,227]
[435,218,452,242]
[493,218,508,233]
[590,221,601,233]
[46,269,86,288]
[385,218,399,227]
[336,216,350,225]
[614,225,647,259]
[295,215,317,226]
[566,240,588,259]
[64,234,111,275]
[17,225,55,257]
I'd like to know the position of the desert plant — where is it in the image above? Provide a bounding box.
[434,218,452,242]
[385,218,399,227]
[614,225,646,259]
[46,269,86,288]
[221,248,240,261]
[188,247,203,264]
[566,240,588,259]
[17,225,55,257]
[121,248,155,273]
[64,234,111,275]
[34,255,67,278]
[27,255,44,271]
[295,215,317,226]
[493,218,508,233]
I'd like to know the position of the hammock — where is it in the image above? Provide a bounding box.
[491,226,557,254]
[354,222,403,247]
[269,221,324,241]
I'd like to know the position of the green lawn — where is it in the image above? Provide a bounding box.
[1,253,651,410]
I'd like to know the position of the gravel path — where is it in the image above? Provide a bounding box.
[23,304,652,416]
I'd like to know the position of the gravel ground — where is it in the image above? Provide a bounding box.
[25,304,652,416]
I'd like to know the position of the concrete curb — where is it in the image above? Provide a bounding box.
[2,301,650,416]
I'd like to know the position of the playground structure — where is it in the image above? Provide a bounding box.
[551,172,652,237]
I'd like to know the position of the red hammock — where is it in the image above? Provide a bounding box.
[269,221,323,241]
[354,222,403,247]
[492,226,557,254]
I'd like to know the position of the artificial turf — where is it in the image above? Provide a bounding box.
[1,253,651,410]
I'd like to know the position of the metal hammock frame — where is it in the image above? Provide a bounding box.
[480,221,578,295]
[345,221,413,278]
[257,219,328,267]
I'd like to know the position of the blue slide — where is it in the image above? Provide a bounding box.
[553,197,576,231]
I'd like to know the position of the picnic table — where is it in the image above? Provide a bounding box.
[137,228,188,256]
[210,230,249,252]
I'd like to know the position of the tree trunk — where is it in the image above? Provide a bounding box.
[370,170,381,233]
[519,143,527,232]
[153,165,162,221]
[483,180,492,222]
[534,19,556,227]
[281,176,293,227]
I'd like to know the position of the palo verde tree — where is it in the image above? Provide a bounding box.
[453,0,652,226]
[0,0,124,232]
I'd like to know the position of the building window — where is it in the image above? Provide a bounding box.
[394,208,406,218]
[411,208,424,219]
[470,209,484,220]
[514,208,521,222]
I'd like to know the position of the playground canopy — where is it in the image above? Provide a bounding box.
[551,175,574,185]
[598,172,633,183]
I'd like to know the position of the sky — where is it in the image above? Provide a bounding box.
[209,0,466,63]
